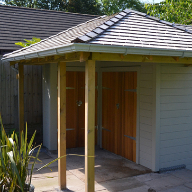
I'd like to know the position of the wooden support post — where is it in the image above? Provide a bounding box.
[58,61,67,190]
[18,64,24,140]
[85,60,95,192]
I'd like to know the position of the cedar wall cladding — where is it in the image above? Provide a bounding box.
[139,64,153,169]
[160,64,192,170]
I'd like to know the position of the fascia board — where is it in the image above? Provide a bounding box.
[2,43,192,62]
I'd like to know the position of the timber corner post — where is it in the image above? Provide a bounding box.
[57,61,67,190]
[85,60,96,192]
[18,64,24,141]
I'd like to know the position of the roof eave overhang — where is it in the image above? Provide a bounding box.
[2,43,192,62]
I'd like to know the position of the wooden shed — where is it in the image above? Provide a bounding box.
[2,9,192,191]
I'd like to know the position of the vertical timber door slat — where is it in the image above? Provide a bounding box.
[102,72,116,153]
[66,71,77,148]
[78,72,86,147]
[133,72,137,162]
[123,72,137,162]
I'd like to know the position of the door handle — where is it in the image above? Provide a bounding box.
[76,100,82,106]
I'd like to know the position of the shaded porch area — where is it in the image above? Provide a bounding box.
[32,147,151,192]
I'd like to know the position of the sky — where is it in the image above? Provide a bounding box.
[144,0,162,3]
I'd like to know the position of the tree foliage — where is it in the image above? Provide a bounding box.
[67,0,102,15]
[101,0,146,15]
[3,0,146,15]
[145,0,192,25]
[3,0,103,14]
[3,0,67,10]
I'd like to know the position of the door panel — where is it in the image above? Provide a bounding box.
[66,71,98,149]
[78,72,98,147]
[102,72,137,162]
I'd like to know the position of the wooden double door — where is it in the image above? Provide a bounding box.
[66,71,97,148]
[102,72,137,162]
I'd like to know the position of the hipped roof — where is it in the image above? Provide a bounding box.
[3,9,192,61]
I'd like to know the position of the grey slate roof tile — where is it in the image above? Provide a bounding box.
[98,24,110,30]
[93,28,104,34]
[0,5,97,50]
[110,17,119,23]
[76,35,91,42]
[85,31,98,38]
[105,20,114,26]
[3,8,192,61]
[115,14,124,19]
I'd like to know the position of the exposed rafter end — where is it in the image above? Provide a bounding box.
[146,55,153,60]
[172,57,179,62]
[80,52,91,62]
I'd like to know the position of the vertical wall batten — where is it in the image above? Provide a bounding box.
[18,64,24,139]
[97,62,103,148]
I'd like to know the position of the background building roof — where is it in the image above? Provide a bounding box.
[0,5,97,51]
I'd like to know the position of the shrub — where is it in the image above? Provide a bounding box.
[0,116,41,192]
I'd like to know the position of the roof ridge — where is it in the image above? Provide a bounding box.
[3,15,106,57]
[0,4,98,16]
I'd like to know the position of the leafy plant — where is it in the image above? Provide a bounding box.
[0,116,41,192]
[145,0,192,25]
[15,37,41,48]
[101,0,146,15]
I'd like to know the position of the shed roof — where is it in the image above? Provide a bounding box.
[3,9,192,61]
[0,5,97,51]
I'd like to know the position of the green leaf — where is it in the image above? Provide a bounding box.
[7,151,24,192]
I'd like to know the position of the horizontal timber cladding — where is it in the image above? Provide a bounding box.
[160,64,192,170]
[139,64,153,169]
[0,58,42,143]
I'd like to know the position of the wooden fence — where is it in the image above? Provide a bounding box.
[0,56,43,143]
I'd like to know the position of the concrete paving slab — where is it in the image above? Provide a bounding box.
[170,169,192,182]
[184,182,192,189]
[119,185,149,192]
[32,148,192,192]
[135,172,171,182]
[65,148,150,183]
[97,177,144,192]
[32,177,58,192]
[145,175,185,191]
[159,185,192,192]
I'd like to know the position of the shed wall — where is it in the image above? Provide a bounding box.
[139,64,153,169]
[160,64,192,170]
[0,56,43,144]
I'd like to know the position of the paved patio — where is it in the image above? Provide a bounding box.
[31,148,192,192]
